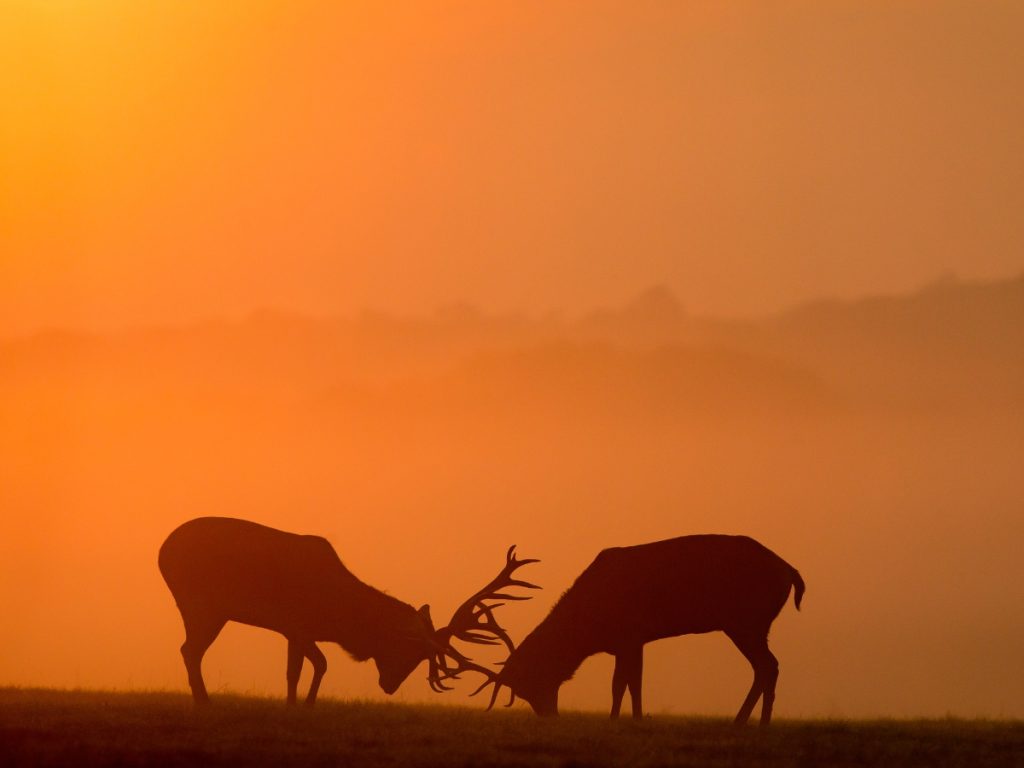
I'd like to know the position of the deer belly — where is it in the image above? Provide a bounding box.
[207,581,332,638]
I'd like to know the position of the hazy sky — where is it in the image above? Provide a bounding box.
[2,2,1024,717]
[3,1,1023,333]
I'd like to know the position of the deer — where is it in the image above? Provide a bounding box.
[472,535,804,726]
[158,517,538,705]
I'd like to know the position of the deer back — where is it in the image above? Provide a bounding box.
[539,535,798,651]
[159,517,373,639]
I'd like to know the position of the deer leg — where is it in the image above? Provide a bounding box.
[610,654,628,719]
[727,630,766,726]
[302,642,328,706]
[179,611,225,704]
[286,639,304,705]
[757,645,780,727]
[624,645,644,720]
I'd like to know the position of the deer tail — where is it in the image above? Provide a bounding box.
[790,567,805,611]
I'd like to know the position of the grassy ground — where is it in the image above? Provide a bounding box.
[1,689,1021,767]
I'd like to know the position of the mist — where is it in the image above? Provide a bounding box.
[2,275,1021,718]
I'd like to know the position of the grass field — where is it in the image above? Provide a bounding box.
[1,689,1021,767]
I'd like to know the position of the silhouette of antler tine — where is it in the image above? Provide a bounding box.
[506,545,540,566]
[429,545,539,705]
[462,603,515,651]
[468,675,505,712]
[510,579,542,589]
[434,650,509,707]
[438,544,540,647]
[428,677,453,693]
[469,677,494,698]
[472,602,505,617]
[457,632,502,645]
[427,654,458,692]
[485,592,535,601]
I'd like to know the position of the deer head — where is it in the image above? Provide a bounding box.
[426,545,540,708]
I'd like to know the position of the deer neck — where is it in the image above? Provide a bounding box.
[512,619,593,688]
[327,580,416,661]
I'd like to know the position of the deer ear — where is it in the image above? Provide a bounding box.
[418,604,434,627]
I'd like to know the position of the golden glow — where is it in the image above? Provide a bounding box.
[1,1,1022,718]
[3,2,1023,332]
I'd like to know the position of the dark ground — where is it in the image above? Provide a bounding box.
[1,689,1021,767]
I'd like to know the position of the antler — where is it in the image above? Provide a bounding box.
[427,646,515,710]
[438,545,540,650]
[429,545,539,707]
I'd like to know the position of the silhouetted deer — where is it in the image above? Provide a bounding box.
[477,535,803,725]
[158,517,538,705]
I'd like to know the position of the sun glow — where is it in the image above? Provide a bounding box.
[1,1,1023,719]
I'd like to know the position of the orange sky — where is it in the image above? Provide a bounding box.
[2,1,1023,334]
[2,2,1024,718]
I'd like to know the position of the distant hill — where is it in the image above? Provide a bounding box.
[2,272,1021,418]
[565,272,1024,410]
[761,273,1024,408]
